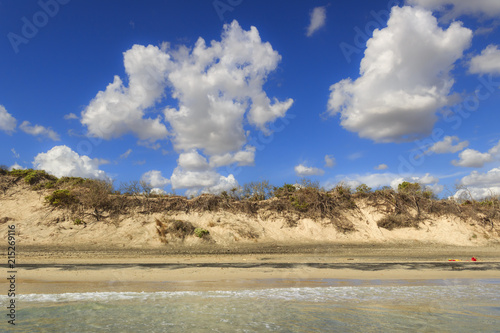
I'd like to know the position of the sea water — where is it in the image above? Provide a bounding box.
[1,279,499,332]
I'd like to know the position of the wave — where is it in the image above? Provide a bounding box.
[1,280,499,304]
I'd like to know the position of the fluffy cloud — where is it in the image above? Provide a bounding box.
[209,146,256,168]
[375,164,388,170]
[294,164,325,177]
[9,163,24,171]
[326,6,472,143]
[151,188,167,195]
[324,155,336,168]
[452,140,500,167]
[407,0,500,19]
[426,135,468,154]
[306,6,327,37]
[19,121,60,141]
[164,21,293,155]
[170,167,237,195]
[141,170,170,188]
[81,44,170,142]
[454,167,500,200]
[83,21,292,193]
[33,145,108,179]
[178,150,210,171]
[469,45,500,76]
[0,105,16,134]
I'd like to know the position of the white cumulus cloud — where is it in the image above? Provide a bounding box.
[306,6,327,37]
[452,140,500,167]
[20,121,60,141]
[454,167,500,200]
[0,105,17,134]
[82,21,292,193]
[141,170,170,188]
[170,167,237,195]
[469,45,500,76]
[326,6,472,143]
[295,164,325,177]
[426,135,469,154]
[9,163,24,171]
[81,44,171,142]
[178,150,210,171]
[33,145,108,179]
[164,20,293,155]
[151,188,167,195]
[407,0,500,20]
[209,146,256,168]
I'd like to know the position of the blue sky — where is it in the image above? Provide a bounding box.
[1,0,500,198]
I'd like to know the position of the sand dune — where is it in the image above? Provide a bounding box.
[1,177,499,251]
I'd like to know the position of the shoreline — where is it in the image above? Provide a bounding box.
[4,243,500,294]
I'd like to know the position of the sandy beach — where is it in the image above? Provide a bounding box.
[2,176,500,295]
[6,243,500,294]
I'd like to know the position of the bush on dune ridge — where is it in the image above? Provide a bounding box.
[0,170,499,234]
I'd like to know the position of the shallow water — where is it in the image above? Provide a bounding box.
[2,279,500,332]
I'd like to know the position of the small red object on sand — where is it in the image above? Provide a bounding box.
[471,257,477,261]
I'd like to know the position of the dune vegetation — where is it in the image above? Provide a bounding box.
[1,166,499,247]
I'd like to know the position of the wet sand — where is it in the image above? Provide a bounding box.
[5,243,500,294]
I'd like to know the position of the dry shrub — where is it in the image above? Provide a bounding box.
[155,218,195,242]
[236,228,259,240]
[189,194,225,211]
[155,219,168,243]
[238,200,258,215]
[427,199,461,216]
[331,218,356,233]
[258,186,359,230]
[0,175,16,195]
[377,214,420,230]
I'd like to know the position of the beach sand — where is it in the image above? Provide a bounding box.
[6,243,500,294]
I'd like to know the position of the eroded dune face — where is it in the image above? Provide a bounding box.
[1,174,499,250]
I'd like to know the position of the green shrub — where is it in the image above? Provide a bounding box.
[45,189,78,207]
[291,200,309,212]
[56,176,85,186]
[45,181,56,189]
[273,183,296,198]
[356,184,372,194]
[422,190,434,199]
[10,169,57,185]
[194,228,209,238]
[398,181,421,193]
[8,168,31,178]
[74,218,84,225]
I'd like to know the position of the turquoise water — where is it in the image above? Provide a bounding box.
[2,280,500,332]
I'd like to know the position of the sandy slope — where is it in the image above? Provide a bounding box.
[1,181,499,251]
